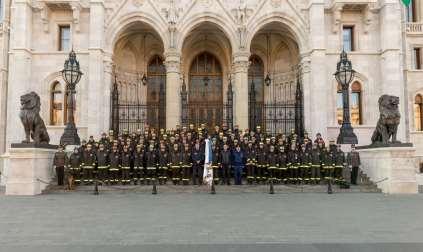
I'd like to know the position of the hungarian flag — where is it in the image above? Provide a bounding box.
[402,0,411,6]
[202,138,213,186]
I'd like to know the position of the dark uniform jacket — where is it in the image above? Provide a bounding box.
[267,151,278,168]
[169,150,182,167]
[347,152,361,167]
[256,148,267,167]
[96,149,109,168]
[220,150,231,166]
[81,150,96,168]
[53,151,68,167]
[69,153,81,169]
[109,151,121,170]
[133,150,145,168]
[245,147,257,165]
[287,150,299,167]
[335,151,345,167]
[278,152,287,168]
[311,149,321,166]
[121,151,132,169]
[146,151,158,168]
[191,148,204,166]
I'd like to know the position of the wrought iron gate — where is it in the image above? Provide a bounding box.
[249,70,304,136]
[181,79,233,130]
[110,70,166,134]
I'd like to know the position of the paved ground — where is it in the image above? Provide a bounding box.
[0,191,422,252]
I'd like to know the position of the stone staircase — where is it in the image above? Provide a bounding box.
[45,174,381,195]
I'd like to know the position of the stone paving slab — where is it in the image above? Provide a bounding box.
[0,193,422,251]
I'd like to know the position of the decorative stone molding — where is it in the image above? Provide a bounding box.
[270,0,282,8]
[165,50,181,73]
[132,0,145,7]
[332,3,343,34]
[70,2,82,33]
[40,3,50,33]
[232,52,250,73]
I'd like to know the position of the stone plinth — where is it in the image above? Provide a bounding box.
[6,147,57,195]
[357,147,418,194]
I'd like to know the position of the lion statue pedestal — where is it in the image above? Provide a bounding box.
[5,92,58,195]
[356,95,417,194]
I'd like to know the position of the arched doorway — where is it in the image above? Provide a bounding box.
[110,22,166,133]
[147,55,166,129]
[188,52,223,129]
[248,55,265,130]
[249,23,304,136]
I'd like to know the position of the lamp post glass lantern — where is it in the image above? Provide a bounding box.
[334,50,358,144]
[60,49,83,146]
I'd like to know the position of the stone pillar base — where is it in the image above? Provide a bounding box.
[357,147,418,194]
[6,147,57,195]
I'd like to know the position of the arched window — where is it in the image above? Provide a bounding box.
[415,94,423,131]
[50,82,63,125]
[351,81,362,125]
[336,84,343,125]
[336,81,362,125]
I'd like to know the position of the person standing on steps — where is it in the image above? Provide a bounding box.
[347,144,361,185]
[232,145,245,185]
[53,145,68,186]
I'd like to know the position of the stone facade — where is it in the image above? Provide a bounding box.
[0,0,420,158]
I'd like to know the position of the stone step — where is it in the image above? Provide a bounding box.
[45,183,382,194]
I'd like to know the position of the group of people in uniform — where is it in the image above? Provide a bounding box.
[53,124,362,188]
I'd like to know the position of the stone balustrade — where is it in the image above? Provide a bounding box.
[406,22,423,34]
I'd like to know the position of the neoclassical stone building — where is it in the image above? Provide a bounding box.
[0,0,423,158]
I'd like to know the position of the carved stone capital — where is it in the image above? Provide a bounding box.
[165,51,181,73]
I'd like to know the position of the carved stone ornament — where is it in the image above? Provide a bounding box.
[133,0,145,7]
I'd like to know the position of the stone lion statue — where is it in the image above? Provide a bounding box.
[371,95,401,145]
[19,92,50,144]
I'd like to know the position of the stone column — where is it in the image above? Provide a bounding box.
[6,0,33,148]
[0,2,11,154]
[88,0,105,136]
[380,0,407,141]
[165,51,181,129]
[308,0,328,139]
[232,53,249,130]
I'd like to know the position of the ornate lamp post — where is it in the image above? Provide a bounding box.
[334,50,358,144]
[60,49,83,146]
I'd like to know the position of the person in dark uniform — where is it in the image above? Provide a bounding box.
[245,141,257,185]
[191,142,204,185]
[133,144,145,185]
[158,144,169,185]
[287,144,299,184]
[96,143,109,185]
[211,143,221,185]
[334,145,345,184]
[53,145,68,186]
[169,143,182,185]
[108,145,121,185]
[311,144,321,184]
[81,144,96,185]
[120,145,132,185]
[299,144,311,184]
[232,145,245,185]
[68,147,81,189]
[347,144,361,185]
[181,143,192,185]
[278,146,288,184]
[145,144,158,185]
[220,144,231,185]
[321,146,334,181]
[267,145,278,183]
[256,142,267,184]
